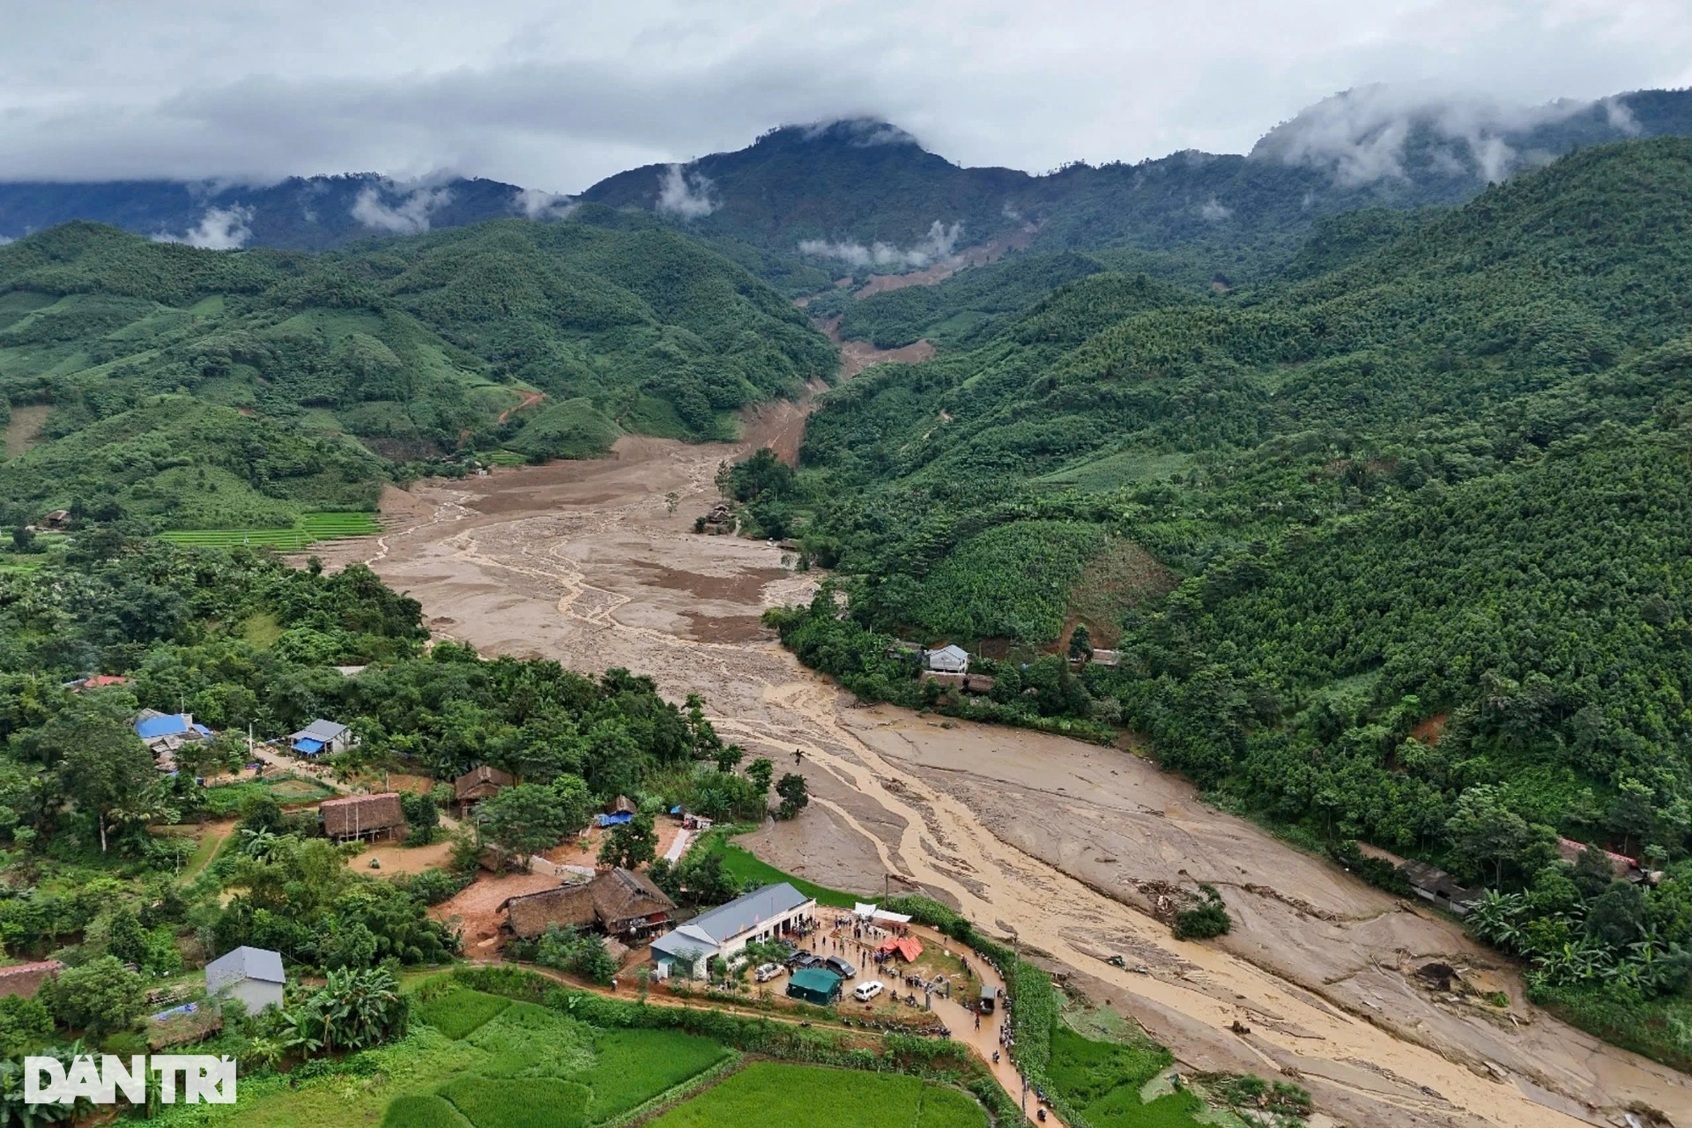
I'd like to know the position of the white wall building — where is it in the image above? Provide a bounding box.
[650,883,816,979]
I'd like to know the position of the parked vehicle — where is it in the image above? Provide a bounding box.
[852,980,885,1002]
[786,952,820,969]
[754,962,783,983]
[826,956,857,978]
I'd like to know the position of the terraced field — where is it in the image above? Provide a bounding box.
[160,511,381,550]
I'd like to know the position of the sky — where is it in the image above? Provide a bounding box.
[4,0,1691,193]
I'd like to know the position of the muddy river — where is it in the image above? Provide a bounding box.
[309,435,1689,1128]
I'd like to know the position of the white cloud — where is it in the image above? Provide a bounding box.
[655,163,717,219]
[798,220,962,270]
[0,235,13,246]
[1250,83,1598,185]
[1200,198,1232,222]
[351,182,452,233]
[0,2,1685,189]
[513,187,576,219]
[151,204,253,249]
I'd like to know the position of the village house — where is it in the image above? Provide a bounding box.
[133,711,214,765]
[454,765,514,812]
[205,946,286,1012]
[1399,859,1482,916]
[0,960,63,999]
[1556,838,1659,885]
[921,645,970,674]
[285,718,357,757]
[67,674,130,692]
[649,882,816,980]
[320,792,406,843]
[500,868,676,942]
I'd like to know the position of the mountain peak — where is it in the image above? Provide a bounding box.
[756,118,921,150]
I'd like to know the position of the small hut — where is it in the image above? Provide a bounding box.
[320,793,405,843]
[455,765,514,811]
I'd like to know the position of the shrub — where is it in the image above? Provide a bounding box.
[1173,887,1232,941]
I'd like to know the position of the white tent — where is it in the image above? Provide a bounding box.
[853,902,914,925]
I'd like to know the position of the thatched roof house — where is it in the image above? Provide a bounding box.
[321,792,405,841]
[455,765,514,806]
[501,867,675,941]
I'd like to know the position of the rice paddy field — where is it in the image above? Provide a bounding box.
[153,986,738,1128]
[648,1063,987,1128]
[159,511,381,550]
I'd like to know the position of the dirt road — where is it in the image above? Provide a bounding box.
[310,438,1690,1128]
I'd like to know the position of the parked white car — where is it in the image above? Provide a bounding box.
[852,980,885,1002]
[753,963,783,983]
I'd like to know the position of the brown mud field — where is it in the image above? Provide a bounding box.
[307,436,1690,1128]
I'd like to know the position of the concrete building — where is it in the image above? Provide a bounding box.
[922,645,970,674]
[205,946,286,1012]
[650,882,816,980]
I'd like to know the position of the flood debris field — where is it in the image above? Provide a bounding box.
[306,434,1691,1128]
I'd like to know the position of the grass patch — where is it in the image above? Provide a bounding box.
[697,830,858,908]
[417,987,513,1040]
[1045,1019,1209,1128]
[649,1063,985,1128]
[577,1029,732,1121]
[179,821,235,881]
[438,1076,590,1128]
[241,612,282,648]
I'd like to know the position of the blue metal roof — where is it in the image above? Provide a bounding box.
[135,714,193,740]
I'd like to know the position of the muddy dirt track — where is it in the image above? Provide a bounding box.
[310,436,1689,1128]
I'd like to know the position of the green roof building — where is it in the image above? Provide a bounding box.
[785,967,843,1006]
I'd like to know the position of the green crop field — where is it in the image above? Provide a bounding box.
[153,987,735,1128]
[649,1063,987,1128]
[159,511,381,550]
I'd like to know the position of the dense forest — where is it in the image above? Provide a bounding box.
[765,138,1692,1063]
[0,213,834,532]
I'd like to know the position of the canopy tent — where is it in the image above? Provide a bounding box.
[875,936,924,962]
[785,967,843,1005]
[853,902,913,926]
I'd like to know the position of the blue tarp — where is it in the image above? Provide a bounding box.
[669,805,683,815]
[293,738,324,756]
[596,812,634,828]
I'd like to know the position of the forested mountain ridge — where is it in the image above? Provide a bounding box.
[0,215,833,530]
[583,88,1692,284]
[768,138,1692,1062]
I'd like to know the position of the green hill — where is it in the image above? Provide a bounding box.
[0,218,834,530]
[775,138,1692,1061]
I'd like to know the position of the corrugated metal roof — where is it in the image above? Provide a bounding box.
[290,719,348,743]
[136,714,194,740]
[205,946,285,990]
[685,883,812,944]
